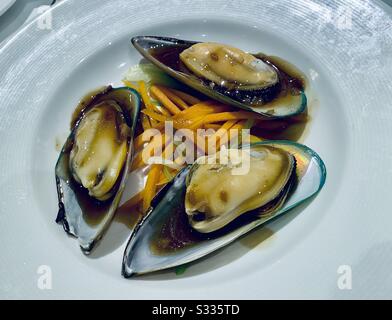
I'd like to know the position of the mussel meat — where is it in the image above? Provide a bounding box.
[55,86,141,253]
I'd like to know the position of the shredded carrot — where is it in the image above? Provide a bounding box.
[173,115,206,130]
[168,130,206,166]
[156,86,189,110]
[150,86,181,115]
[200,111,263,125]
[187,131,208,156]
[157,176,171,186]
[138,81,171,116]
[218,120,247,149]
[122,80,139,91]
[152,103,171,116]
[173,101,228,121]
[156,166,177,186]
[188,117,209,131]
[149,118,160,127]
[196,133,208,155]
[131,154,144,171]
[171,101,228,129]
[129,82,267,210]
[132,133,170,170]
[150,122,165,130]
[208,120,238,149]
[141,114,151,130]
[141,109,170,123]
[229,120,248,146]
[162,141,174,162]
[133,129,161,151]
[203,123,221,130]
[167,88,201,105]
[138,81,153,108]
[121,190,144,209]
[157,171,168,186]
[143,164,162,213]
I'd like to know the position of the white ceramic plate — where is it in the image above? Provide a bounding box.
[0,0,15,16]
[1,0,392,299]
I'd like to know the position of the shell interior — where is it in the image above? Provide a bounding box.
[131,36,307,118]
[55,86,141,254]
[122,140,326,277]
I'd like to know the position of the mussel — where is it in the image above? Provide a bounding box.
[131,36,307,118]
[55,86,141,253]
[122,141,326,277]
[185,146,296,233]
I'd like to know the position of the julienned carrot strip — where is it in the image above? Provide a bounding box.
[173,101,228,120]
[132,133,171,170]
[122,80,139,91]
[157,176,171,186]
[149,118,159,127]
[172,102,221,129]
[151,101,229,129]
[143,164,162,213]
[133,128,160,151]
[152,103,171,116]
[208,120,238,149]
[131,153,144,171]
[174,116,205,130]
[162,141,174,161]
[157,167,178,186]
[141,109,170,123]
[188,117,209,130]
[196,132,208,155]
[138,81,153,108]
[187,131,207,156]
[200,111,263,124]
[201,121,255,158]
[157,86,189,110]
[172,105,230,129]
[121,190,144,210]
[168,130,206,166]
[151,122,165,130]
[218,120,247,149]
[156,171,168,186]
[150,86,181,115]
[167,88,201,105]
[138,81,171,116]
[203,123,221,130]
[141,114,151,130]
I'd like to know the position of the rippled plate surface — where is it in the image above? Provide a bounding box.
[0,0,391,299]
[0,0,15,16]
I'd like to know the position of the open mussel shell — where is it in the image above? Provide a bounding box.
[122,141,326,277]
[55,86,141,254]
[131,36,307,118]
